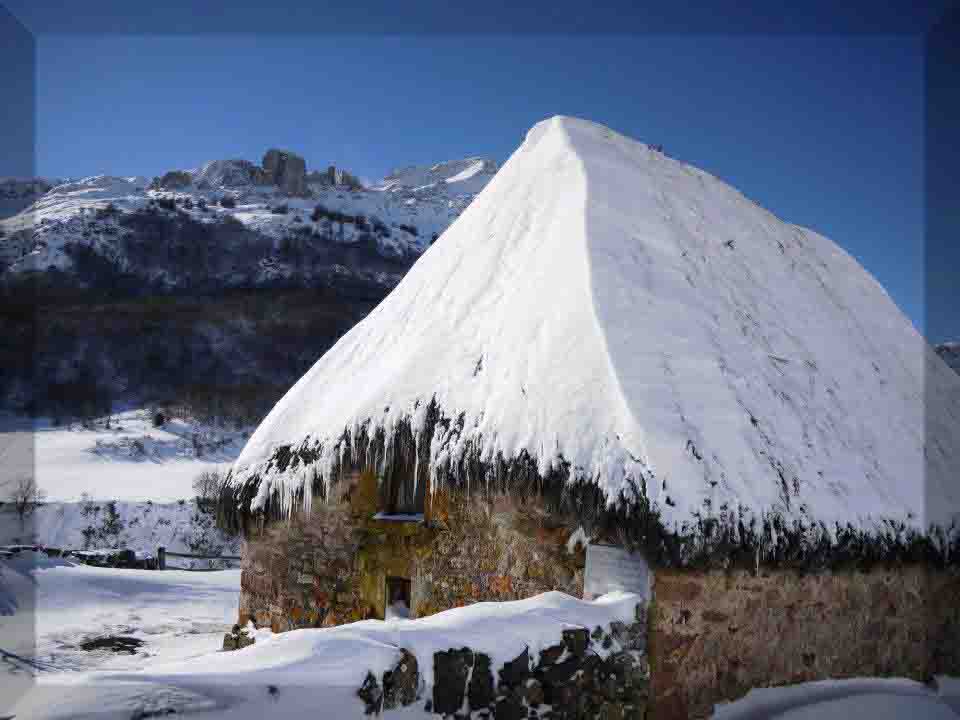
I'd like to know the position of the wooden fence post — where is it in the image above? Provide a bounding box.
[157,546,166,570]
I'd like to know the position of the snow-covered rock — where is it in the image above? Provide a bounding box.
[191,159,262,189]
[232,116,960,530]
[376,156,499,196]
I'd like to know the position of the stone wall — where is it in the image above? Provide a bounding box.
[413,489,583,617]
[649,566,960,719]
[238,473,585,631]
[239,498,368,631]
[357,605,649,719]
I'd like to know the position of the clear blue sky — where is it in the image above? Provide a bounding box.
[2,1,953,341]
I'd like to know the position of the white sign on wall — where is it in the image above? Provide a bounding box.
[583,543,650,601]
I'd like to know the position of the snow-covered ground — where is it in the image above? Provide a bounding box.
[0,552,241,717]
[2,553,958,719]
[714,677,960,719]
[0,500,240,564]
[0,409,248,503]
[0,409,241,560]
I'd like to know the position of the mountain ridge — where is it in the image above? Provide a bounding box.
[0,149,498,288]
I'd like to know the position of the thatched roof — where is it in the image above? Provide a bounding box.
[224,116,960,534]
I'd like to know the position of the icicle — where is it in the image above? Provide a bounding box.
[413,431,420,499]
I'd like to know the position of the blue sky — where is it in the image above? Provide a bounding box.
[1,1,951,340]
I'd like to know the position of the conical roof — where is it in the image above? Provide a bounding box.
[232,116,960,528]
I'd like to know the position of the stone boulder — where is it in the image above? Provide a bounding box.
[221,623,255,652]
[263,148,307,196]
[358,649,420,715]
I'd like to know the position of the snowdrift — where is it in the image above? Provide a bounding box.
[5,590,640,720]
[230,116,960,529]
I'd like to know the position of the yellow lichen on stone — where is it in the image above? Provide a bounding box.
[351,469,380,518]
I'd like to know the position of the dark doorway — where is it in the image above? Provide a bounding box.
[385,576,412,620]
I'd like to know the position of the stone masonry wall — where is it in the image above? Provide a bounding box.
[649,566,960,719]
[413,489,584,617]
[239,473,585,632]
[357,603,650,719]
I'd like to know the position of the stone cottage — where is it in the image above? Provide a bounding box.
[221,117,960,716]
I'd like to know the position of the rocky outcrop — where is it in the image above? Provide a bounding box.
[307,165,364,190]
[192,159,269,189]
[263,149,307,196]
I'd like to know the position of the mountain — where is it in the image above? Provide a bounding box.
[0,150,497,292]
[232,116,960,530]
[0,150,497,421]
[376,157,499,195]
[936,343,960,376]
[0,177,59,222]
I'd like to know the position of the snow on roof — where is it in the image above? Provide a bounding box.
[231,116,960,528]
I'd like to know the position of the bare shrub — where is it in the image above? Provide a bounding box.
[6,475,47,530]
[193,469,225,505]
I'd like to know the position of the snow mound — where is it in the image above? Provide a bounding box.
[713,677,957,720]
[232,116,960,529]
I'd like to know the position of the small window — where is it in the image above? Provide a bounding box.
[386,469,425,515]
[385,576,411,620]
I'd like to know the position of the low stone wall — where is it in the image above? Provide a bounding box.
[649,566,960,719]
[357,606,649,719]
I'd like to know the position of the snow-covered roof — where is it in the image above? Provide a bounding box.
[231,116,960,528]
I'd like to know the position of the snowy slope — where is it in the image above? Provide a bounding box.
[233,116,960,529]
[376,157,498,196]
[0,500,240,562]
[1,410,248,502]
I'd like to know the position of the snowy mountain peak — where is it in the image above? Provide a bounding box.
[233,115,960,530]
[378,156,498,194]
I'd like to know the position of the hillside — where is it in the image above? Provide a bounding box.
[0,151,496,420]
[231,116,960,530]
[0,151,496,286]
